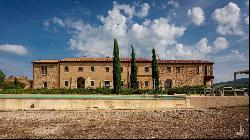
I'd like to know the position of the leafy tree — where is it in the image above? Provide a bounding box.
[130,45,138,89]
[3,77,25,90]
[0,70,6,88]
[113,39,121,94]
[151,48,160,91]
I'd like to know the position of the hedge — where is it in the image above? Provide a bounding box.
[0,86,204,95]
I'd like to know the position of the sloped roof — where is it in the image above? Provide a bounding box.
[32,57,213,64]
[32,60,59,63]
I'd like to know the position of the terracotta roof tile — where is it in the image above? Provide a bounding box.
[32,57,213,64]
[32,60,59,63]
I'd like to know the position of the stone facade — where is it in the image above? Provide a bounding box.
[32,58,214,89]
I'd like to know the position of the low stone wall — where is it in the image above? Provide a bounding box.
[188,96,249,109]
[0,98,190,111]
[1,96,248,111]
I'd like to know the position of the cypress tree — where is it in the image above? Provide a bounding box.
[151,48,160,91]
[130,45,138,89]
[113,39,121,94]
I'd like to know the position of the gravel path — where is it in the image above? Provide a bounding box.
[0,106,248,139]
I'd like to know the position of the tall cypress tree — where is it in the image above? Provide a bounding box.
[113,39,121,94]
[130,45,138,89]
[151,48,160,91]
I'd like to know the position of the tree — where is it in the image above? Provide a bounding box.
[3,77,25,90]
[151,48,160,91]
[0,70,6,88]
[113,39,121,94]
[130,45,138,89]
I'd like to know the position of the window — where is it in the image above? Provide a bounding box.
[41,66,47,75]
[91,66,95,72]
[167,67,171,73]
[145,67,149,72]
[207,66,211,75]
[176,67,180,73]
[78,66,83,72]
[121,81,124,86]
[197,66,200,74]
[144,81,149,87]
[105,67,110,72]
[204,66,208,75]
[65,81,69,87]
[64,66,69,72]
[120,67,123,73]
[43,82,47,88]
[104,81,110,88]
[91,81,95,87]
[137,81,140,87]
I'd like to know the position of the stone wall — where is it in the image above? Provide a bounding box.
[158,64,212,88]
[33,62,213,89]
[33,63,59,88]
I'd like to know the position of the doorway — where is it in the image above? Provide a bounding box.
[77,77,85,88]
[165,79,172,89]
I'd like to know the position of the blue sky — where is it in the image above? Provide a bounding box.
[0,0,249,83]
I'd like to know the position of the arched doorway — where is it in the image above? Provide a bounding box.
[77,77,85,88]
[165,79,172,89]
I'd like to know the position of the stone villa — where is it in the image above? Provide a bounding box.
[32,57,214,89]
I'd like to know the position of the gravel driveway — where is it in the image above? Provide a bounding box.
[0,106,248,139]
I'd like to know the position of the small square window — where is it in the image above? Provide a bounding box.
[65,81,69,87]
[43,82,47,88]
[145,67,149,72]
[91,66,95,72]
[91,81,95,87]
[144,81,149,87]
[78,67,83,72]
[65,66,69,72]
[176,67,180,73]
[167,67,171,73]
[104,81,110,88]
[105,67,110,72]
[120,67,123,73]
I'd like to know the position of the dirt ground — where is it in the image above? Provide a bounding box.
[0,106,249,139]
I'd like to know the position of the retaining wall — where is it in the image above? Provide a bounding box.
[0,98,190,111]
[188,96,249,109]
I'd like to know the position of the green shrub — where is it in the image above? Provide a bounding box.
[0,86,206,95]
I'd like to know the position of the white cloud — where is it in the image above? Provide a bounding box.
[51,17,66,27]
[212,2,244,36]
[167,0,179,8]
[196,38,212,53]
[187,7,205,26]
[216,50,248,63]
[43,20,50,27]
[0,44,28,55]
[163,37,230,60]
[245,16,249,25]
[213,37,229,50]
[135,3,150,18]
[45,2,185,58]
[175,44,193,57]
